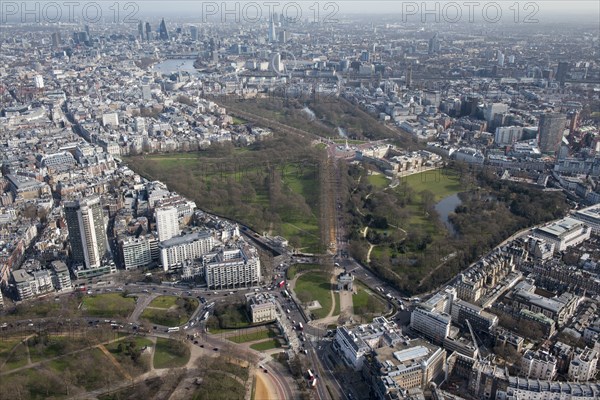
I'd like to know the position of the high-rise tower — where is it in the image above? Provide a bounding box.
[155,206,180,242]
[159,18,169,41]
[538,113,567,154]
[64,197,107,269]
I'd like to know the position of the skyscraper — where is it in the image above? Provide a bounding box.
[145,22,152,41]
[538,113,567,154]
[268,20,276,42]
[51,32,61,48]
[64,197,107,269]
[138,21,144,41]
[556,62,570,87]
[155,206,180,242]
[190,25,198,41]
[158,18,169,41]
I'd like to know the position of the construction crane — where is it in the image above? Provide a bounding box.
[466,319,482,362]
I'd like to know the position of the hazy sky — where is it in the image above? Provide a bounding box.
[133,0,600,18]
[5,1,599,25]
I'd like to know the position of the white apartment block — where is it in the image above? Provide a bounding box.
[155,206,180,242]
[11,269,53,300]
[203,245,261,289]
[121,235,158,270]
[569,348,598,382]
[160,231,215,271]
[521,350,557,380]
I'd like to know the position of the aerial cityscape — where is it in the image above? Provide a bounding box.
[0,1,599,399]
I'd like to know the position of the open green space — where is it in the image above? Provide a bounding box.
[106,336,153,377]
[140,297,198,327]
[250,339,282,351]
[153,338,190,369]
[147,295,179,309]
[126,135,325,253]
[210,302,251,329]
[82,293,137,318]
[286,263,321,280]
[47,347,118,391]
[0,339,24,372]
[2,342,28,371]
[227,328,277,344]
[192,372,245,400]
[294,271,334,319]
[367,173,390,189]
[210,356,250,381]
[402,169,462,201]
[27,335,94,363]
[352,283,386,319]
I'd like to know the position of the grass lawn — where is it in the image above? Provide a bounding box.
[0,339,24,372]
[106,337,153,377]
[227,328,276,344]
[126,146,325,255]
[192,372,245,400]
[367,173,390,189]
[402,169,462,201]
[2,342,28,371]
[153,338,190,369]
[28,336,95,363]
[294,271,334,319]
[47,347,121,391]
[334,292,341,316]
[141,296,198,327]
[286,263,321,279]
[82,293,137,318]
[140,308,188,327]
[250,339,281,351]
[148,295,179,309]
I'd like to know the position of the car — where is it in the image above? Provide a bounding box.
[200,344,204,348]
[194,340,198,344]
[213,348,219,351]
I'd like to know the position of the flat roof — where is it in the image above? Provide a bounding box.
[537,217,584,238]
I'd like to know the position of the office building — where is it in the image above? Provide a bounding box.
[411,306,452,344]
[538,113,566,154]
[145,22,152,41]
[155,206,180,242]
[190,25,198,41]
[203,244,261,289]
[573,205,600,234]
[364,337,446,399]
[333,317,402,370]
[160,230,215,270]
[51,32,62,47]
[533,217,591,253]
[158,18,169,41]
[64,196,107,269]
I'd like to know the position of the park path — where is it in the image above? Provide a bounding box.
[0,334,35,372]
[98,343,133,381]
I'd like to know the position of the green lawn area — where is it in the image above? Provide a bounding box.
[232,116,247,125]
[192,372,246,400]
[47,347,121,391]
[334,292,341,316]
[141,296,198,327]
[148,295,179,309]
[286,263,321,279]
[250,339,282,351]
[352,287,371,309]
[0,339,24,372]
[294,271,334,319]
[367,173,390,189]
[106,337,153,377]
[2,342,28,371]
[153,338,190,369]
[402,169,462,201]
[125,140,325,255]
[27,335,96,364]
[227,328,277,344]
[82,293,137,318]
